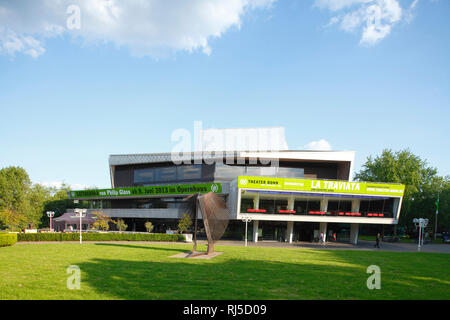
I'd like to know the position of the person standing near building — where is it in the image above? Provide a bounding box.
[374,233,381,248]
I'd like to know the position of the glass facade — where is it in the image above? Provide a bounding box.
[134,163,305,185]
[134,168,155,184]
[241,193,396,218]
[134,165,202,185]
[214,164,245,180]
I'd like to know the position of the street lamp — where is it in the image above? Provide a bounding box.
[46,211,55,232]
[72,209,87,244]
[241,215,253,247]
[413,218,429,251]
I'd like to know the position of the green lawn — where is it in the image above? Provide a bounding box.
[1,243,449,300]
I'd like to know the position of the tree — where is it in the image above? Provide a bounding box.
[92,211,115,231]
[0,208,28,231]
[355,149,448,235]
[40,184,90,228]
[116,219,128,232]
[144,221,154,233]
[29,183,51,227]
[0,166,51,230]
[437,181,450,233]
[178,213,192,234]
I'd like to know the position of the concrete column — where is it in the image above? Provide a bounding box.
[351,199,360,213]
[253,194,260,210]
[320,222,328,242]
[288,196,295,211]
[253,220,259,243]
[286,221,294,243]
[320,198,328,213]
[350,223,359,245]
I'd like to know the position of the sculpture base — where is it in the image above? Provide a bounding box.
[170,251,224,260]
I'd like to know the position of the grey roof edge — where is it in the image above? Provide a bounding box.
[109,150,355,166]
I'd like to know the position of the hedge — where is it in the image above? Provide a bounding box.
[17,232,184,242]
[0,233,18,247]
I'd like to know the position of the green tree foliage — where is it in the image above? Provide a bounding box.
[178,213,192,234]
[0,208,28,231]
[437,182,450,232]
[116,219,128,232]
[144,221,154,233]
[39,183,89,228]
[355,149,449,234]
[0,166,51,230]
[92,211,115,231]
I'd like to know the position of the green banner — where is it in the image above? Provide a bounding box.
[238,176,405,196]
[70,183,222,199]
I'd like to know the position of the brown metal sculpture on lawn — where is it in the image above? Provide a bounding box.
[181,192,230,257]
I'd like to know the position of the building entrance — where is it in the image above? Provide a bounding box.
[260,221,287,242]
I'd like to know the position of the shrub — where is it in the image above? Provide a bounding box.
[0,233,18,247]
[116,219,128,232]
[17,232,184,242]
[92,211,115,231]
[178,213,192,234]
[144,221,154,233]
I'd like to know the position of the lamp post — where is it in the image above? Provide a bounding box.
[73,209,87,244]
[46,211,55,232]
[241,215,253,247]
[413,218,429,252]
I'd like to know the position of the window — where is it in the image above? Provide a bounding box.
[246,166,277,177]
[155,167,176,182]
[274,199,288,212]
[259,199,275,214]
[241,198,254,212]
[134,168,154,184]
[294,200,308,214]
[277,167,304,179]
[360,198,394,217]
[307,200,321,212]
[177,165,201,180]
[215,164,245,179]
[328,200,352,214]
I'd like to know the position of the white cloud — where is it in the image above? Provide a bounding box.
[0,0,274,58]
[304,139,332,151]
[318,0,411,46]
[405,0,419,23]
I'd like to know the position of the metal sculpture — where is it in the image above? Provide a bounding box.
[180,192,230,256]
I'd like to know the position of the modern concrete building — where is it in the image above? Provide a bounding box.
[68,150,405,244]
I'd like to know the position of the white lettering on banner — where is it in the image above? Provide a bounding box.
[107,190,119,196]
[312,181,360,191]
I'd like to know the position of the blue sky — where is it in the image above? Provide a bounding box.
[0,0,449,189]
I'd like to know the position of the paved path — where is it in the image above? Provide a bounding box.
[215,240,450,254]
[16,239,450,254]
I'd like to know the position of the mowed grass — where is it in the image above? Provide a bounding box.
[0,243,449,300]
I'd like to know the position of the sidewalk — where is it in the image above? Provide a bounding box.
[16,239,450,254]
[212,239,450,253]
